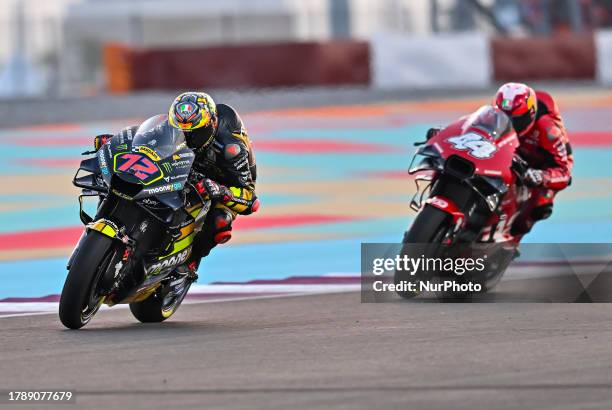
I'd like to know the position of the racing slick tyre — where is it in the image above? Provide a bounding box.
[129,278,192,323]
[59,232,115,329]
[394,205,452,300]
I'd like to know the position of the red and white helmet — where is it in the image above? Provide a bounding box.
[494,82,537,137]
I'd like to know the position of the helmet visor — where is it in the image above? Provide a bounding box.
[185,123,215,150]
[512,111,535,136]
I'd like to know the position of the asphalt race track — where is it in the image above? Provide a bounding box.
[2,293,612,410]
[2,87,612,409]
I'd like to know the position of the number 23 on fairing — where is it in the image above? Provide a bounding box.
[447,133,497,159]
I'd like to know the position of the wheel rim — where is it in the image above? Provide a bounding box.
[161,281,191,318]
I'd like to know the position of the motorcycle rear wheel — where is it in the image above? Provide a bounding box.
[129,279,192,323]
[59,231,115,329]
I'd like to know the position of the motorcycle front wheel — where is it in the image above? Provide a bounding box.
[394,205,452,299]
[59,231,115,329]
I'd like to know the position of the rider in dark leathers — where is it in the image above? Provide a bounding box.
[94,91,259,277]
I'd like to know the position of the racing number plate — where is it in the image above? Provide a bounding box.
[114,153,163,185]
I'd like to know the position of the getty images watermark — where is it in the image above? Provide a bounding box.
[361,243,612,302]
[361,243,498,302]
[371,253,487,294]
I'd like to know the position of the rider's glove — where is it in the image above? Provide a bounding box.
[195,178,232,202]
[93,134,113,151]
[524,168,544,187]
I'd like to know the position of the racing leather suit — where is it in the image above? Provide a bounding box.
[95,104,258,268]
[187,104,258,263]
[424,91,573,239]
[510,91,573,237]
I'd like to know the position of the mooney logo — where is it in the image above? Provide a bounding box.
[146,249,190,276]
[144,184,174,195]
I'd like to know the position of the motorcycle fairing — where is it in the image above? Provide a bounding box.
[97,119,195,210]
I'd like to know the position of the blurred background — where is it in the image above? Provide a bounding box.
[1,0,611,98]
[1,0,611,310]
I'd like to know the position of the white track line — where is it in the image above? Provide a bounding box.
[0,285,360,319]
[1,262,608,319]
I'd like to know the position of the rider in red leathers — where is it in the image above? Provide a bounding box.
[425,82,573,240]
[492,83,573,239]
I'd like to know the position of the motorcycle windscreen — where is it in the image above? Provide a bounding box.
[132,114,187,160]
[112,115,190,187]
[109,115,195,209]
[461,105,513,140]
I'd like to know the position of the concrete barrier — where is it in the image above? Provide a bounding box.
[596,30,612,85]
[370,33,492,89]
[105,41,370,92]
[492,34,595,81]
[104,34,606,93]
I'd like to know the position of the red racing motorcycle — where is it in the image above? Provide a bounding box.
[395,105,529,298]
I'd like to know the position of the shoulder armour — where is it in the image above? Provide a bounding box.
[217,104,244,134]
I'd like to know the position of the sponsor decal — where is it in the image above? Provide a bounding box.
[171,159,191,169]
[162,162,172,173]
[146,249,191,276]
[430,198,449,208]
[235,158,249,169]
[116,143,128,151]
[143,184,175,195]
[114,261,123,278]
[164,174,187,183]
[141,198,161,206]
[112,188,134,200]
[139,220,149,233]
[173,152,194,160]
[137,145,161,161]
[447,133,497,159]
[98,151,109,175]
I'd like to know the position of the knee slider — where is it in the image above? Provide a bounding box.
[214,231,232,244]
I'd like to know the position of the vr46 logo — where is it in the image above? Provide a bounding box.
[447,133,497,159]
[146,249,190,276]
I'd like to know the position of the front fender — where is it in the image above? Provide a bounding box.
[425,196,466,232]
[86,218,121,239]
